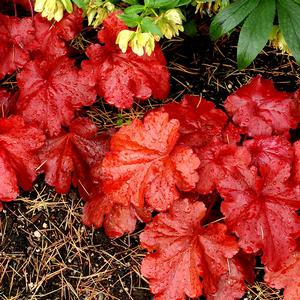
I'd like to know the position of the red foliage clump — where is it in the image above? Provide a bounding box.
[0,5,299,299]
[80,13,170,108]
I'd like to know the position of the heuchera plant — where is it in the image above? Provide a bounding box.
[0,4,300,300]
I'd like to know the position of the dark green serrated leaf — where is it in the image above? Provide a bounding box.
[124,4,145,14]
[118,13,143,27]
[277,0,300,64]
[141,17,162,35]
[209,0,260,41]
[237,0,276,69]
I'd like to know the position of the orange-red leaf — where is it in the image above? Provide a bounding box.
[39,118,109,195]
[225,76,297,137]
[218,162,300,271]
[265,245,300,300]
[0,116,45,201]
[140,199,239,300]
[0,14,35,78]
[17,56,96,137]
[80,13,169,109]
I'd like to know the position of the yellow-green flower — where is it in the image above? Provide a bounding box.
[116,30,136,53]
[156,9,185,39]
[116,30,156,56]
[269,25,291,55]
[87,1,115,28]
[34,0,73,22]
[193,0,230,15]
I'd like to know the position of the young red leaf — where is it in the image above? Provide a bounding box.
[39,118,109,195]
[0,116,45,201]
[245,136,293,176]
[218,162,300,271]
[83,190,152,238]
[207,252,255,300]
[93,111,200,212]
[196,142,251,194]
[80,13,170,109]
[17,56,96,136]
[0,14,35,79]
[264,245,300,300]
[30,8,83,59]
[225,75,297,137]
[159,95,228,148]
[140,198,239,300]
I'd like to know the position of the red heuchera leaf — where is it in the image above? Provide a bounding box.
[196,142,251,194]
[159,95,228,148]
[225,75,297,137]
[30,8,83,59]
[218,161,300,271]
[265,245,300,300]
[82,192,152,237]
[140,199,239,300]
[293,141,300,183]
[0,116,45,201]
[207,252,255,300]
[0,14,35,79]
[0,88,18,118]
[245,136,293,176]
[80,12,170,109]
[83,112,200,230]
[39,118,109,195]
[17,56,96,136]
[94,111,200,211]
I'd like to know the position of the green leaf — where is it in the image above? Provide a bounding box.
[72,0,87,9]
[144,0,154,6]
[209,0,260,41]
[123,0,140,4]
[237,0,276,69]
[124,4,145,14]
[277,0,300,64]
[141,17,162,35]
[62,0,73,13]
[177,0,191,6]
[145,0,179,8]
[118,13,143,27]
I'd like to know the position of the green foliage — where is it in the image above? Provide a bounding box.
[210,0,300,69]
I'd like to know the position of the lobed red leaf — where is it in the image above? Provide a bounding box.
[39,118,109,195]
[218,161,300,271]
[225,75,297,137]
[0,14,35,79]
[0,116,45,201]
[265,245,300,300]
[80,13,170,109]
[140,199,239,300]
[17,56,96,136]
